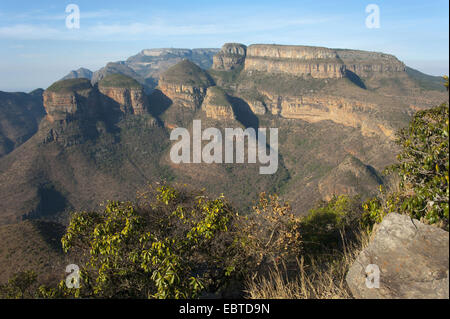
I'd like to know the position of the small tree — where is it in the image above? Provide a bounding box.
[363,77,449,229]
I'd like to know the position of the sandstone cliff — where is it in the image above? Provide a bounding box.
[158,60,214,109]
[212,43,247,71]
[244,44,346,78]
[335,49,406,78]
[43,78,99,122]
[98,74,148,115]
[202,86,235,120]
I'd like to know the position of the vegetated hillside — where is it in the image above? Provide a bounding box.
[0,220,66,285]
[0,90,45,157]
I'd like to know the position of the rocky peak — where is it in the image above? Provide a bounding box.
[244,44,346,78]
[212,43,247,71]
[98,74,148,115]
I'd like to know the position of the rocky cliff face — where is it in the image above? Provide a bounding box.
[212,43,247,71]
[158,82,208,110]
[43,79,99,123]
[98,74,148,115]
[158,60,213,109]
[99,87,148,115]
[257,92,395,138]
[335,49,406,78]
[202,87,235,120]
[244,44,346,78]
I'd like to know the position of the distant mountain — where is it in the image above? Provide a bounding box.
[90,48,219,93]
[61,67,93,81]
[405,66,447,91]
[0,90,45,157]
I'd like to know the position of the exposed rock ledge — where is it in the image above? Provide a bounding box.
[244,44,346,78]
[346,213,449,299]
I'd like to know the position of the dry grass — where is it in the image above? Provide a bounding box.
[245,229,370,299]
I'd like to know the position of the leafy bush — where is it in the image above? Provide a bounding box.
[238,193,302,279]
[301,195,363,254]
[41,185,242,298]
[0,270,38,299]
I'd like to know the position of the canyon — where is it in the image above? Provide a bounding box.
[0,42,447,227]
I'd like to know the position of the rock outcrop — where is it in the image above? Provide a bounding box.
[335,49,406,78]
[244,44,346,78]
[346,213,449,299]
[43,79,99,122]
[158,60,214,109]
[98,74,148,115]
[212,43,247,71]
[202,86,235,120]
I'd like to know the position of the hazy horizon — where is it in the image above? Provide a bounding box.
[1,0,449,92]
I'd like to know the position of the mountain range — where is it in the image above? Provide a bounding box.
[0,42,447,283]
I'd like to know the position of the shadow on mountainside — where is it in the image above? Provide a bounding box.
[345,70,367,89]
[228,96,259,131]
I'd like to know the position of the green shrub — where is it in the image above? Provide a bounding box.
[363,100,449,230]
[300,195,363,254]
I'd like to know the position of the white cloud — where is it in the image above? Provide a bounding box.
[0,16,334,41]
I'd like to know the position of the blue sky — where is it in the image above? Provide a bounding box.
[0,0,448,92]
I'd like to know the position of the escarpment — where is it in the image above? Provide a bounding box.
[158,59,214,109]
[98,74,148,115]
[335,49,406,78]
[244,44,346,78]
[261,93,395,137]
[212,43,247,71]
